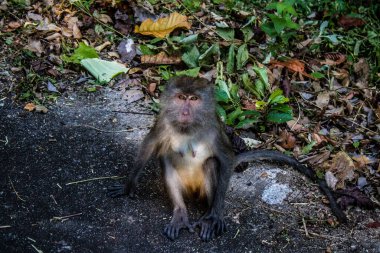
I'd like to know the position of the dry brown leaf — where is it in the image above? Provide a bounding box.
[327,151,356,189]
[278,129,296,149]
[141,52,181,65]
[24,103,36,112]
[315,91,330,108]
[338,15,366,28]
[134,12,191,38]
[321,53,346,65]
[270,59,314,79]
[24,39,44,56]
[352,155,373,170]
[308,150,330,165]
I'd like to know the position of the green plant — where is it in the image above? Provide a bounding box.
[261,0,300,44]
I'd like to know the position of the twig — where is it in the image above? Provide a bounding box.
[66,175,124,186]
[343,118,378,135]
[31,244,43,253]
[297,229,347,241]
[51,213,82,222]
[290,97,301,131]
[233,228,240,239]
[302,217,310,238]
[111,110,154,115]
[70,124,149,133]
[8,176,25,202]
[0,136,8,145]
[0,225,11,229]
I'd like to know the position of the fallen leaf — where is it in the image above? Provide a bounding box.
[270,59,313,79]
[338,16,366,29]
[365,221,380,229]
[122,89,145,103]
[35,105,48,113]
[141,52,181,64]
[278,129,296,149]
[134,12,191,38]
[328,151,356,189]
[117,38,137,63]
[321,53,346,65]
[24,103,36,112]
[315,91,330,108]
[95,41,112,52]
[325,171,338,190]
[24,39,44,56]
[352,155,373,170]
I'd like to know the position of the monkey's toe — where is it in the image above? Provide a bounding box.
[107,184,126,198]
[197,215,226,241]
[163,223,181,240]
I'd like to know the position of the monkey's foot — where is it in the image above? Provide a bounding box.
[107,183,136,198]
[195,214,226,241]
[164,209,193,240]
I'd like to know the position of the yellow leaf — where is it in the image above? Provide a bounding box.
[24,103,36,112]
[134,12,191,38]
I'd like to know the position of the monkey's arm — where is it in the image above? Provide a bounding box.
[197,146,233,241]
[108,131,158,198]
[235,150,347,223]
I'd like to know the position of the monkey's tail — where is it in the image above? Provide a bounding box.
[235,150,348,223]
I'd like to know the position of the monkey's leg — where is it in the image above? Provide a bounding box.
[196,157,228,241]
[163,158,192,240]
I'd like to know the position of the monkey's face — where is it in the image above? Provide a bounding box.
[174,93,201,125]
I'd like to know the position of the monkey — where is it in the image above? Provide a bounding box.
[108,76,347,241]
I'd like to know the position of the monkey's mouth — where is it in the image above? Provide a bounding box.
[178,114,193,124]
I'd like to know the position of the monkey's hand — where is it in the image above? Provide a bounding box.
[164,208,193,240]
[195,211,226,241]
[107,182,136,199]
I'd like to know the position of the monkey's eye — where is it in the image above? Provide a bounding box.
[189,96,199,101]
[178,94,187,100]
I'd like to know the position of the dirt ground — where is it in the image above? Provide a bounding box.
[1,89,379,253]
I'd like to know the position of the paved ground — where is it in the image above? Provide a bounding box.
[1,89,379,253]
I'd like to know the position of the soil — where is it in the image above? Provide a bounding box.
[1,89,379,253]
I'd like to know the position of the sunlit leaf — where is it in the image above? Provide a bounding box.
[134,12,191,38]
[81,58,129,83]
[175,67,200,77]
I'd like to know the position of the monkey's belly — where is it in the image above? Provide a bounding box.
[177,166,206,197]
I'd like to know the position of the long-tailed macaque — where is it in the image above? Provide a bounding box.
[108,76,347,241]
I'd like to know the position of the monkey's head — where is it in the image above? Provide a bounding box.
[160,76,215,133]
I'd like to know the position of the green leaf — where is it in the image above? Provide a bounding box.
[216,79,231,100]
[236,118,259,129]
[311,72,325,79]
[242,73,262,99]
[179,34,198,44]
[216,104,227,122]
[236,44,249,70]
[284,15,299,29]
[226,107,242,125]
[268,14,285,34]
[270,104,292,114]
[182,46,200,68]
[80,59,129,83]
[252,66,269,91]
[139,45,155,55]
[256,100,267,110]
[199,44,220,62]
[266,111,293,123]
[216,27,235,41]
[175,67,200,77]
[268,88,289,104]
[62,42,98,64]
[261,22,277,37]
[241,26,254,42]
[319,21,329,36]
[302,140,317,154]
[227,45,235,74]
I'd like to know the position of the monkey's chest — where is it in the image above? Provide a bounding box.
[170,140,212,196]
